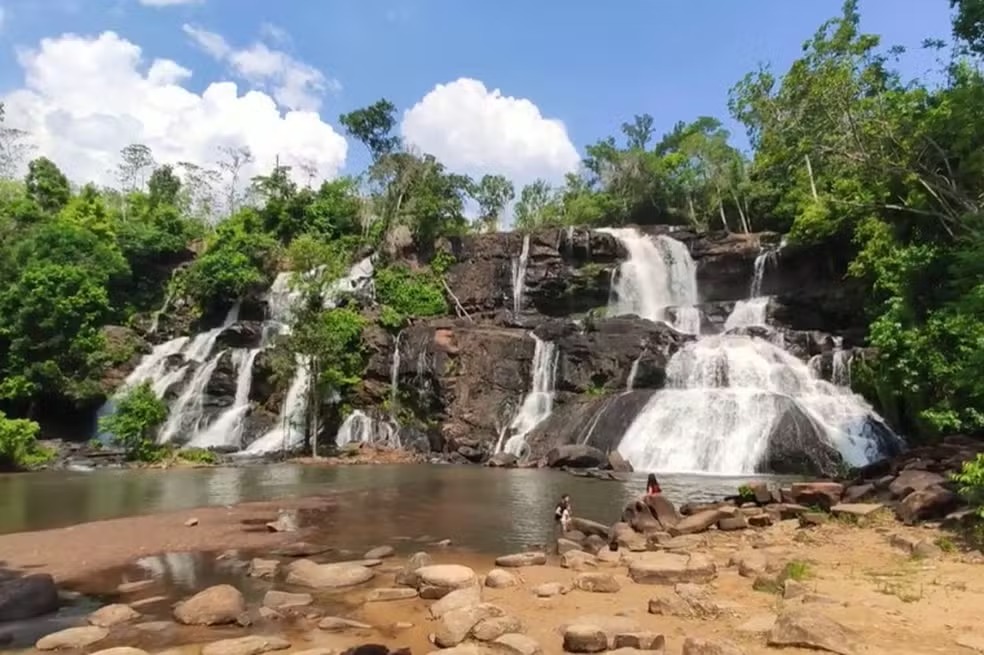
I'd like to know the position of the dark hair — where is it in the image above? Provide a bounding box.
[647,474,660,491]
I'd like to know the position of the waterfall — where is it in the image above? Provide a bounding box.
[157,354,224,444]
[832,349,852,386]
[390,332,402,410]
[597,228,700,334]
[335,410,398,449]
[749,249,776,298]
[188,348,259,449]
[724,297,769,330]
[511,234,531,314]
[626,355,642,391]
[502,335,559,456]
[616,335,895,474]
[242,359,311,455]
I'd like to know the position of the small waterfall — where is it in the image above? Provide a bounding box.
[749,249,776,298]
[832,349,852,387]
[626,355,642,391]
[243,359,311,455]
[188,348,259,449]
[724,297,770,330]
[157,353,224,444]
[335,410,398,449]
[390,332,402,410]
[598,228,699,334]
[502,335,559,456]
[511,234,531,314]
[616,335,895,474]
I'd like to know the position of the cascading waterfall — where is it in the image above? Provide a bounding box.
[626,355,642,391]
[724,248,775,330]
[243,360,311,455]
[188,348,260,449]
[511,234,531,314]
[616,335,893,474]
[390,332,402,410]
[598,228,700,334]
[501,335,559,456]
[335,410,398,448]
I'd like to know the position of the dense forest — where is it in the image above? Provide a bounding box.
[0,0,983,472]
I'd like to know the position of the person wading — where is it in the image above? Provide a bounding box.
[554,494,572,535]
[646,473,662,496]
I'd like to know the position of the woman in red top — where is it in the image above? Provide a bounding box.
[646,473,662,496]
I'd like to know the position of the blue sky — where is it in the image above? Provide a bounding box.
[0,0,957,187]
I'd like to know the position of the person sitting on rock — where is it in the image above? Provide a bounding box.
[646,473,662,496]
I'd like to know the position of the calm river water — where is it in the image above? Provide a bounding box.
[0,464,789,552]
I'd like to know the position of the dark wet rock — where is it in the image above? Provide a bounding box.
[215,322,264,350]
[889,470,946,499]
[788,482,844,510]
[0,573,59,621]
[173,585,246,626]
[525,391,654,460]
[759,399,847,477]
[457,446,485,463]
[562,625,609,653]
[488,452,519,468]
[607,451,633,472]
[546,444,607,469]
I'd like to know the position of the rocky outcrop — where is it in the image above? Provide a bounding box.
[525,391,654,460]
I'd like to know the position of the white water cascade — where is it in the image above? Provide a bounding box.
[335,410,398,449]
[188,348,260,449]
[242,360,311,455]
[512,234,531,314]
[724,248,775,330]
[501,335,559,456]
[616,335,892,474]
[599,228,700,334]
[390,331,402,409]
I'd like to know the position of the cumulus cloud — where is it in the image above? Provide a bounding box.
[401,78,580,186]
[1,31,347,188]
[182,24,336,112]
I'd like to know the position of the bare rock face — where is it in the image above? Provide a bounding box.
[0,574,59,621]
[173,585,246,626]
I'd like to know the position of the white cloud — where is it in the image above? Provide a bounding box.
[182,24,336,112]
[1,31,347,189]
[139,0,203,6]
[401,77,580,186]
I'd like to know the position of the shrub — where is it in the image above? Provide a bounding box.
[375,265,447,319]
[179,447,218,465]
[0,411,54,469]
[953,454,984,518]
[99,382,168,461]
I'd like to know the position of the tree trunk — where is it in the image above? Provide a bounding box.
[731,190,750,233]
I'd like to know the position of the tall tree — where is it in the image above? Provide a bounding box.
[0,104,34,180]
[25,157,71,215]
[339,99,401,160]
[471,174,515,233]
[116,144,155,193]
[217,145,255,215]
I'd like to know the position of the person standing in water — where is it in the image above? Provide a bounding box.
[646,473,662,496]
[554,494,572,534]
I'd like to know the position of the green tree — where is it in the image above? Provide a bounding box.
[26,157,71,214]
[952,0,984,56]
[514,180,562,230]
[0,411,51,469]
[98,382,168,461]
[339,99,401,161]
[471,174,515,233]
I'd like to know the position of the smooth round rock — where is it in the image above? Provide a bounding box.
[563,625,608,653]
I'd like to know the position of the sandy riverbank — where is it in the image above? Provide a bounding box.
[2,502,984,655]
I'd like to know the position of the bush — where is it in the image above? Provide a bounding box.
[179,447,218,465]
[99,382,168,461]
[0,411,54,469]
[953,454,984,518]
[375,264,447,319]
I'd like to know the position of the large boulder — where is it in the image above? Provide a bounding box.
[628,552,717,585]
[495,552,547,568]
[88,603,140,627]
[573,573,621,593]
[768,609,856,655]
[285,560,374,589]
[562,625,608,653]
[173,585,245,625]
[671,508,727,535]
[897,486,961,524]
[546,445,607,469]
[788,482,845,510]
[434,603,504,648]
[36,627,109,651]
[415,564,478,599]
[889,470,947,499]
[0,574,59,621]
[758,398,847,476]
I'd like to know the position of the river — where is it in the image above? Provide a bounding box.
[0,463,788,552]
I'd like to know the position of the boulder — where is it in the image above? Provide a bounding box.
[573,572,621,593]
[842,483,874,503]
[201,636,291,655]
[173,585,246,626]
[495,552,547,567]
[628,552,717,585]
[648,584,722,619]
[613,633,665,651]
[561,550,598,571]
[488,452,519,468]
[562,625,608,653]
[485,569,518,588]
[623,501,663,533]
[546,444,607,469]
[830,503,883,518]
[717,515,748,531]
[897,486,961,524]
[889,470,945,499]
[415,564,478,598]
[495,634,542,655]
[730,550,768,578]
[430,586,482,618]
[266,509,299,533]
[670,509,725,535]
[262,590,313,610]
[395,551,433,586]
[364,545,396,559]
[366,588,418,602]
[533,582,571,598]
[318,617,372,631]
[434,603,504,648]
[285,561,374,589]
[644,494,680,528]
[747,481,772,504]
[557,538,584,555]
[681,637,746,655]
[788,482,844,510]
[768,609,855,655]
[607,452,633,472]
[571,517,611,538]
[88,603,140,627]
[0,573,59,621]
[472,616,524,642]
[36,627,109,651]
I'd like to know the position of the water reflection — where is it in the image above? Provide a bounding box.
[0,464,793,553]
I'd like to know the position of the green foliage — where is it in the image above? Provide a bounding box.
[98,382,168,461]
[738,484,756,502]
[471,174,515,232]
[952,0,984,55]
[375,265,448,319]
[178,447,218,465]
[0,411,52,469]
[953,454,984,518]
